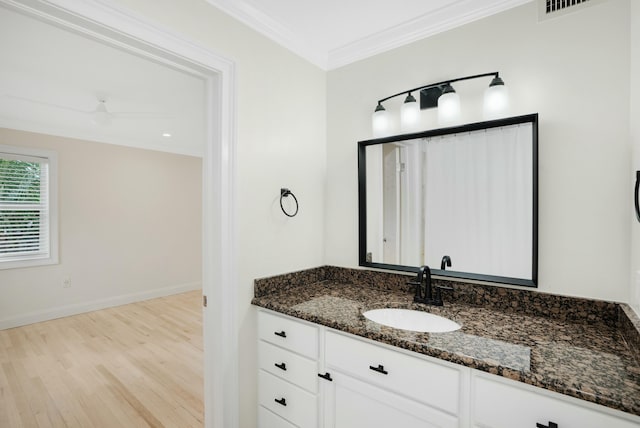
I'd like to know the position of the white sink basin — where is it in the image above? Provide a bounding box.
[363,308,461,333]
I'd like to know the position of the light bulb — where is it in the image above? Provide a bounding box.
[400,93,420,133]
[483,76,509,120]
[91,100,112,126]
[372,103,390,138]
[92,111,111,126]
[437,84,460,126]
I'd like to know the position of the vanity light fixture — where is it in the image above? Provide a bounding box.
[372,71,509,137]
[483,75,510,120]
[400,92,420,132]
[437,83,460,126]
[372,102,389,137]
[162,132,172,138]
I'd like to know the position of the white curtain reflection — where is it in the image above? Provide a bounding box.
[423,123,532,278]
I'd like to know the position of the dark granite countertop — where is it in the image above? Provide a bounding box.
[252,267,640,418]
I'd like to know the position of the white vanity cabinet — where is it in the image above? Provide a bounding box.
[257,308,640,428]
[470,371,640,428]
[322,330,467,428]
[257,310,320,428]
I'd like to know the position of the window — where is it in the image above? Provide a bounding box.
[0,145,57,269]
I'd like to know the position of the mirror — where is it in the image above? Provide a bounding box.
[358,114,538,287]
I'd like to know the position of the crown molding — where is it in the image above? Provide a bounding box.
[205,0,328,68]
[328,0,531,69]
[207,0,530,71]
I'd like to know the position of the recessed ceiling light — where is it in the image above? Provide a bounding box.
[162,133,172,138]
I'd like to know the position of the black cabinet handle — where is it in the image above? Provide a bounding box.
[369,364,388,375]
[318,372,333,381]
[274,331,286,338]
[274,397,287,406]
[536,422,558,428]
[635,170,640,223]
[274,362,286,371]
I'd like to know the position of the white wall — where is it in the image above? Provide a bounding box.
[631,0,640,313]
[105,1,327,427]
[326,1,632,302]
[0,128,202,327]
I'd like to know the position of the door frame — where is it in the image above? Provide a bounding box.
[0,1,238,427]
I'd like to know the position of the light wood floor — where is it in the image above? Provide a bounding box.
[0,291,204,428]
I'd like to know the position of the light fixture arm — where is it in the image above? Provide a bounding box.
[376,71,500,105]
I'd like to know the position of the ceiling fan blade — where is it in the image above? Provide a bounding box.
[4,93,92,114]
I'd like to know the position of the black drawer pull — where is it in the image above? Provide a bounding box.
[274,397,287,406]
[369,364,388,375]
[274,362,287,371]
[318,372,333,381]
[536,422,558,428]
[274,331,287,338]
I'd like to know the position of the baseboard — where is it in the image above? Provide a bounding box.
[0,282,201,330]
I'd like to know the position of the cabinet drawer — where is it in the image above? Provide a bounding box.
[258,406,297,428]
[259,370,317,428]
[472,372,640,428]
[325,330,460,415]
[259,340,318,393]
[258,310,318,359]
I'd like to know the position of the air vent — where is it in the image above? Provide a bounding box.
[546,0,589,14]
[538,0,607,21]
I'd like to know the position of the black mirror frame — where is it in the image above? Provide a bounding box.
[358,113,539,287]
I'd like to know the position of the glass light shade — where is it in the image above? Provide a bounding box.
[437,91,461,126]
[372,107,390,138]
[92,101,111,126]
[483,84,509,120]
[400,97,420,132]
[92,111,111,126]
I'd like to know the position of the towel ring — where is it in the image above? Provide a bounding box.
[635,171,639,223]
[280,188,299,217]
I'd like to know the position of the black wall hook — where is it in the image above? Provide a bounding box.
[280,188,299,217]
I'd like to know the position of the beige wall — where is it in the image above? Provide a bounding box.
[326,1,632,302]
[0,128,202,325]
[631,0,640,314]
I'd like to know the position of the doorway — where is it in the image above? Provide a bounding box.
[0,1,237,427]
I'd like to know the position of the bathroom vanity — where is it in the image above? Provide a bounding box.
[252,266,640,428]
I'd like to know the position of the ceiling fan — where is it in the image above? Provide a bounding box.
[4,94,168,126]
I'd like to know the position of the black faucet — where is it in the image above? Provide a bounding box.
[440,255,452,270]
[408,265,453,306]
[417,265,433,302]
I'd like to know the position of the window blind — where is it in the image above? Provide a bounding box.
[0,152,50,261]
